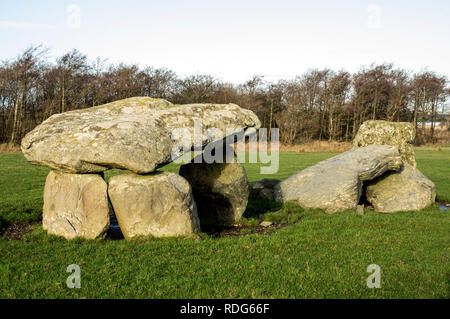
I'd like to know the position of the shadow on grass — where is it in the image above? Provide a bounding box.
[198,198,309,238]
[103,198,307,240]
[0,201,43,239]
[244,197,283,219]
[3,197,309,242]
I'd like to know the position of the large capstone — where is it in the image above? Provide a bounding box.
[274,145,402,213]
[21,97,260,174]
[108,172,200,239]
[42,171,110,239]
[179,153,249,226]
[353,120,416,166]
[365,164,436,213]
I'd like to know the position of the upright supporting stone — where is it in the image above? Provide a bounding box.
[179,152,249,226]
[42,171,110,239]
[250,179,281,201]
[353,120,416,166]
[108,172,200,239]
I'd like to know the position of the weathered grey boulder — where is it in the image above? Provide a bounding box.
[274,145,403,213]
[250,179,281,201]
[21,97,260,174]
[108,172,200,239]
[42,171,110,239]
[366,164,436,213]
[179,153,249,225]
[353,120,416,166]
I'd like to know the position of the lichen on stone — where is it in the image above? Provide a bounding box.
[353,120,416,166]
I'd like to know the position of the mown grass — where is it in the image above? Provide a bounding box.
[0,149,449,298]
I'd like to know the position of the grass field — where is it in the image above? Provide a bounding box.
[0,150,449,298]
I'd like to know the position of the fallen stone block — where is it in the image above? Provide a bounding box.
[274,145,402,213]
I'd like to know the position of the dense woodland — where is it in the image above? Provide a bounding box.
[1,46,449,146]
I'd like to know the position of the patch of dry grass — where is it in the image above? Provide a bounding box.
[0,143,21,154]
[416,126,450,145]
[279,141,352,153]
[235,140,352,153]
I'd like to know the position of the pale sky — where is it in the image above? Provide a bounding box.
[1,0,449,83]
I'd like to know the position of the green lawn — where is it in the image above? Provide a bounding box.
[0,150,449,298]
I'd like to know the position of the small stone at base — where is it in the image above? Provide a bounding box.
[260,221,273,227]
[356,205,364,215]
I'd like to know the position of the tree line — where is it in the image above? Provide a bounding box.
[1,46,448,146]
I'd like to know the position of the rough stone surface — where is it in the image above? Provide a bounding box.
[353,120,416,166]
[21,97,261,174]
[274,145,402,213]
[250,178,281,201]
[108,172,200,239]
[42,171,110,239]
[179,154,249,226]
[366,164,436,213]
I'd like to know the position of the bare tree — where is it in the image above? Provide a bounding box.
[56,49,88,113]
[0,47,448,146]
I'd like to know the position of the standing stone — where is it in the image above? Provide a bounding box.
[274,145,402,213]
[108,172,200,239]
[179,153,249,226]
[21,97,261,174]
[366,164,436,213]
[42,171,110,239]
[353,120,416,166]
[250,179,281,201]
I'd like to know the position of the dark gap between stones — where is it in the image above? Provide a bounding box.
[358,180,373,208]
